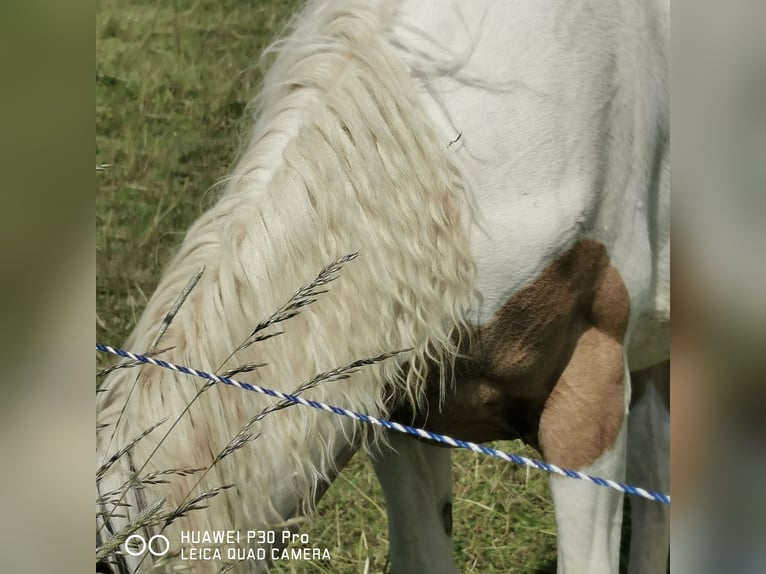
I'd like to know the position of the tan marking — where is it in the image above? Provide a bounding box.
[538,326,626,469]
[392,239,631,469]
[537,245,630,469]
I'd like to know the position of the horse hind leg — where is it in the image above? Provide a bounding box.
[626,361,670,574]
[539,327,630,574]
[371,431,459,574]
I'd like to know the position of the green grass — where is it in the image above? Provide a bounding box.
[266,448,557,574]
[96,1,558,571]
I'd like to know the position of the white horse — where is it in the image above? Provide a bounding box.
[97,1,669,573]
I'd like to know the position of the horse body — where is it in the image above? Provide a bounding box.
[97,0,669,572]
[377,2,669,572]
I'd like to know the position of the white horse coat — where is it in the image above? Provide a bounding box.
[97,1,669,573]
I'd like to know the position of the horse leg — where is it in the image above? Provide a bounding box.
[538,329,630,574]
[546,429,627,574]
[627,362,670,574]
[371,432,459,574]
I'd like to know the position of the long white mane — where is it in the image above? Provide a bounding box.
[97,0,474,569]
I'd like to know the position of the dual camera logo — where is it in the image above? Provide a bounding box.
[123,534,171,557]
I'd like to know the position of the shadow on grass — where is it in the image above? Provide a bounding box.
[532,559,557,574]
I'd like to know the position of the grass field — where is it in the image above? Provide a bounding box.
[96,1,559,572]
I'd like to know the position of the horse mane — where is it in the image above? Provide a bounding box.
[97,0,474,566]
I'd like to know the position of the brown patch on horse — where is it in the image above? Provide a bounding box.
[537,325,626,469]
[392,239,630,469]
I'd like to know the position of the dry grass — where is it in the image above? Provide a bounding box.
[96,0,559,571]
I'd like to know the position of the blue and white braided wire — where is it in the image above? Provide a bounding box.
[96,344,670,505]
